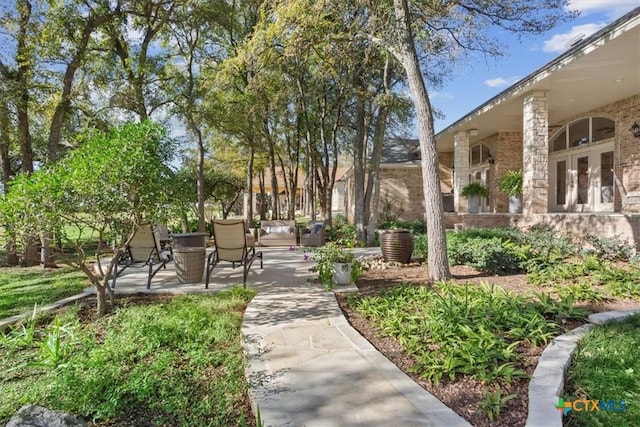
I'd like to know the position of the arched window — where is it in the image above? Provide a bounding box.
[469,143,491,165]
[550,117,615,152]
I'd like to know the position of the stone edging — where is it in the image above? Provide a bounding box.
[526,308,640,426]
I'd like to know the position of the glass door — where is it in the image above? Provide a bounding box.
[549,146,614,213]
[550,157,569,212]
[469,168,490,212]
[573,154,591,212]
[594,150,614,211]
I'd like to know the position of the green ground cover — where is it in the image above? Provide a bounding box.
[0,267,88,319]
[564,314,640,427]
[0,289,256,426]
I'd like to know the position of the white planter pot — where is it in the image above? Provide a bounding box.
[508,195,523,214]
[332,263,353,286]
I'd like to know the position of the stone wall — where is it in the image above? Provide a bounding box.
[457,213,640,251]
[511,213,640,251]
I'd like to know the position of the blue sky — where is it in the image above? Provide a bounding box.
[431,0,639,133]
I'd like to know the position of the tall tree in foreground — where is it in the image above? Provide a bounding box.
[303,0,575,281]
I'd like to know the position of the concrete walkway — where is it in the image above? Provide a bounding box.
[106,246,471,426]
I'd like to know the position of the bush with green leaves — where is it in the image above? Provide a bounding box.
[348,282,586,386]
[521,224,575,269]
[327,215,358,247]
[446,231,528,274]
[412,234,428,260]
[2,121,177,315]
[309,242,363,289]
[582,233,634,261]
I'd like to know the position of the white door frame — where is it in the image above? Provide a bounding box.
[548,143,614,213]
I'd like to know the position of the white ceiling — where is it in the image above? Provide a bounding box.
[436,9,640,152]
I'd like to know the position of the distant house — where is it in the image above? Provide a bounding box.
[435,7,640,247]
[342,137,454,223]
[250,167,306,217]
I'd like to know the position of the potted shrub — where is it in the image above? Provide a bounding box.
[460,182,489,213]
[310,242,362,289]
[498,170,523,214]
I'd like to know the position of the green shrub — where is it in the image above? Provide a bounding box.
[525,224,575,260]
[448,235,525,274]
[412,234,428,260]
[582,233,634,261]
[327,215,358,247]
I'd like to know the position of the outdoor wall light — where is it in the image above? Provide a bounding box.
[487,153,495,164]
[630,122,640,138]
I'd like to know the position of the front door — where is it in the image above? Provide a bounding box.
[549,148,614,212]
[573,154,591,212]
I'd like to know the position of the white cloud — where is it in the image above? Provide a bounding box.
[542,23,607,52]
[431,91,455,99]
[483,76,521,88]
[567,0,638,17]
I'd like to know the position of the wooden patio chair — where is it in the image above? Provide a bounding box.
[206,219,263,288]
[112,222,173,289]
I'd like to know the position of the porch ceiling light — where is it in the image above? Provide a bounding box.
[631,122,640,138]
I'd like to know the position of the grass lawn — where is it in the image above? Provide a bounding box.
[564,313,640,427]
[0,289,257,426]
[0,266,89,319]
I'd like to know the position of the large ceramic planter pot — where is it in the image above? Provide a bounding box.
[508,195,523,214]
[468,196,480,214]
[332,262,353,286]
[380,229,414,264]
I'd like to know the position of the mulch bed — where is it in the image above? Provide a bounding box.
[335,262,640,426]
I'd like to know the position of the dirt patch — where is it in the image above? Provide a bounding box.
[336,261,640,427]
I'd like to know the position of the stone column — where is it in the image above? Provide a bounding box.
[454,131,470,213]
[522,92,549,216]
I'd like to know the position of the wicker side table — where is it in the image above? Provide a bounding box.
[174,247,205,284]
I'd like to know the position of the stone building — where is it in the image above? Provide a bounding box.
[344,7,640,248]
[437,7,640,248]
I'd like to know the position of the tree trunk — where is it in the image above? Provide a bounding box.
[247,147,254,221]
[192,124,206,233]
[40,232,56,268]
[0,99,18,265]
[96,284,107,317]
[352,90,367,245]
[393,0,451,281]
[365,105,388,246]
